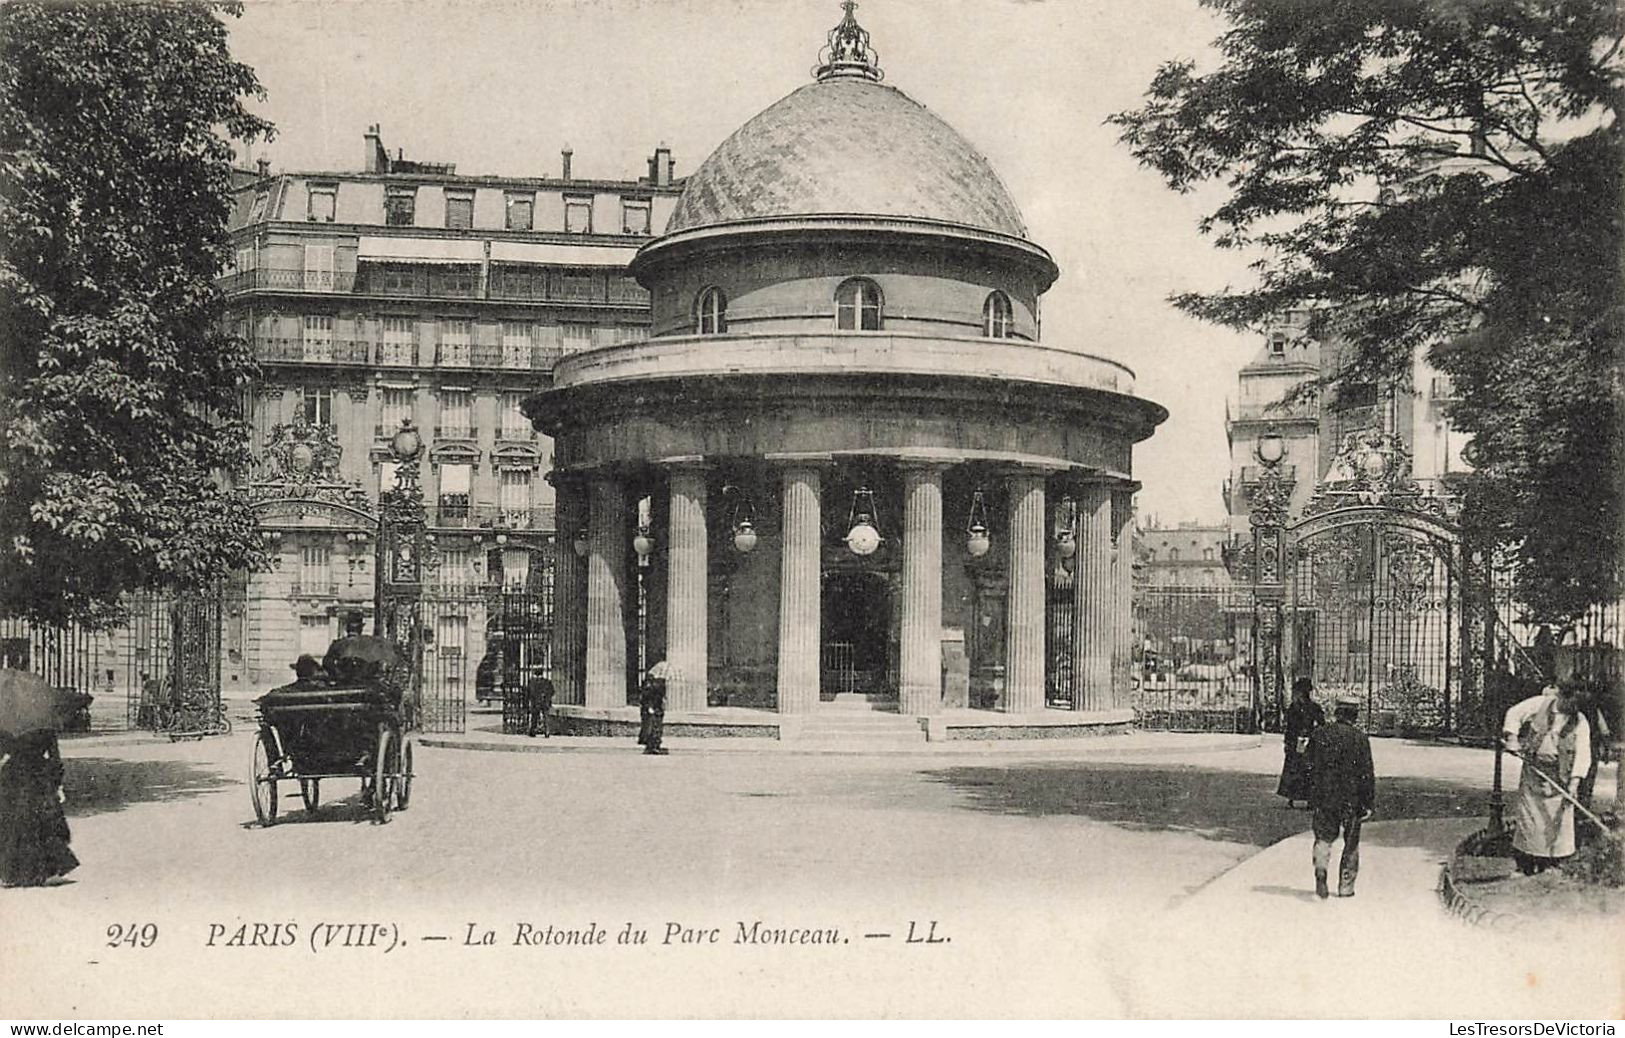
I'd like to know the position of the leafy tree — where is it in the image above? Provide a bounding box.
[1112,0,1622,621]
[0,1,273,629]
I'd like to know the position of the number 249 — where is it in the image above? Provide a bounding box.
[106,923,157,948]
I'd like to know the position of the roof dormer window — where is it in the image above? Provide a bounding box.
[835,278,883,331]
[983,291,1013,338]
[696,287,727,335]
[306,183,336,223]
[1269,332,1287,357]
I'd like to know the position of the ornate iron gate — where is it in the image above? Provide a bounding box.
[1131,584,1261,732]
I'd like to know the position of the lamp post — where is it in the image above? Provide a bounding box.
[1249,428,1292,732]
[376,417,427,727]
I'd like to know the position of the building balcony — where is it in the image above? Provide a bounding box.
[426,503,556,532]
[433,426,478,441]
[1239,464,1297,485]
[225,266,652,308]
[288,579,341,597]
[256,337,371,365]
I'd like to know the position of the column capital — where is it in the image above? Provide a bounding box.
[653,455,711,472]
[762,451,835,468]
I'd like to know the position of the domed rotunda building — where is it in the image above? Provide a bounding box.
[529,4,1165,740]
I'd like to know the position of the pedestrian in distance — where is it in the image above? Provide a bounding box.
[0,729,78,888]
[1277,676,1324,808]
[525,666,555,738]
[1501,683,1591,875]
[639,661,670,755]
[1306,692,1375,899]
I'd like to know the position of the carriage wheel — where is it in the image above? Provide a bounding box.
[372,726,395,824]
[299,778,321,813]
[395,736,414,811]
[251,731,279,827]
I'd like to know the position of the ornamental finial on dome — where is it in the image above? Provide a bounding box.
[814,1,883,82]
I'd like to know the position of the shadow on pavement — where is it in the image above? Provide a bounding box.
[62,757,234,819]
[926,762,1485,847]
[1249,884,1324,903]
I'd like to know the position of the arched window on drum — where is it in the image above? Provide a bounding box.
[835,278,883,331]
[983,291,1013,338]
[695,286,727,335]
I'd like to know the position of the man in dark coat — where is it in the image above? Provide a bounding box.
[1307,693,1376,899]
[525,666,555,738]
[639,661,669,755]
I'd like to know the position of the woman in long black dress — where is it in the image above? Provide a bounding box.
[0,729,79,887]
[1276,677,1324,807]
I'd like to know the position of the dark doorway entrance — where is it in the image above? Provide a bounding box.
[821,571,894,696]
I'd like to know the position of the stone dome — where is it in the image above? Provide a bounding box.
[666,75,1030,240]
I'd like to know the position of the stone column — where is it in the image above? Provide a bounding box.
[665,464,709,713]
[776,464,822,714]
[584,475,628,709]
[1072,483,1114,711]
[1005,471,1047,714]
[1111,487,1136,711]
[899,462,946,717]
[549,474,586,705]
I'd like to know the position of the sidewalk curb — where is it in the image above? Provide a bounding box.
[1437,829,1529,933]
[418,731,1266,759]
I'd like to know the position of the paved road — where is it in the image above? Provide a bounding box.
[2,730,1616,1018]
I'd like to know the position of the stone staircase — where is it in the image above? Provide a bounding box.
[788,693,927,748]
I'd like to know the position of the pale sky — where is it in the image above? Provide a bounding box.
[226,0,1260,524]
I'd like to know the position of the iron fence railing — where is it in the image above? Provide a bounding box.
[224,266,652,308]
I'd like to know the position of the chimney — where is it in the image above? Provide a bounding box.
[255,157,271,179]
[561,146,573,181]
[652,143,673,187]
[364,124,388,173]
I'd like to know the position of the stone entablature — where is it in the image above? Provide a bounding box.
[550,332,1140,396]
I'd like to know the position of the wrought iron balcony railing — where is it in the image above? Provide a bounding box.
[256,337,371,364]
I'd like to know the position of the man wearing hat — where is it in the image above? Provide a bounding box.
[1306,693,1376,899]
[289,654,330,689]
[524,665,555,738]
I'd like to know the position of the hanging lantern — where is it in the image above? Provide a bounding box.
[722,483,758,555]
[845,485,882,556]
[965,487,991,557]
[571,530,589,557]
[633,525,655,558]
[733,517,758,554]
[1055,527,1077,560]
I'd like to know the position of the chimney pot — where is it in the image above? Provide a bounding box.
[561,147,573,181]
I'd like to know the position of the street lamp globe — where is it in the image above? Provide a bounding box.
[966,523,990,558]
[391,419,422,462]
[1256,430,1286,465]
[846,517,880,556]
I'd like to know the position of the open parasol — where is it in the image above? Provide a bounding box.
[323,635,405,683]
[0,669,85,738]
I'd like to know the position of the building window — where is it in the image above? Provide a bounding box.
[695,287,727,335]
[621,198,652,235]
[500,468,533,526]
[1269,332,1287,357]
[306,184,336,223]
[835,278,883,331]
[445,190,474,230]
[381,387,414,435]
[385,187,417,227]
[439,389,471,438]
[501,322,532,370]
[560,322,593,354]
[1203,547,1215,561]
[302,245,335,291]
[1168,548,1180,562]
[505,192,534,231]
[301,315,334,362]
[983,291,1013,338]
[500,391,530,439]
[560,271,597,302]
[613,325,643,344]
[438,462,471,519]
[438,549,470,590]
[301,386,333,427]
[438,319,471,367]
[564,196,593,234]
[300,544,331,592]
[379,317,416,366]
[248,192,269,222]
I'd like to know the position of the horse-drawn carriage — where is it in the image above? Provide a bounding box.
[250,636,416,825]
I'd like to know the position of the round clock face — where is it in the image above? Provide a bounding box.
[290,443,315,474]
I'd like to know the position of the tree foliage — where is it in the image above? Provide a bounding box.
[1113,0,1623,621]
[0,1,273,629]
